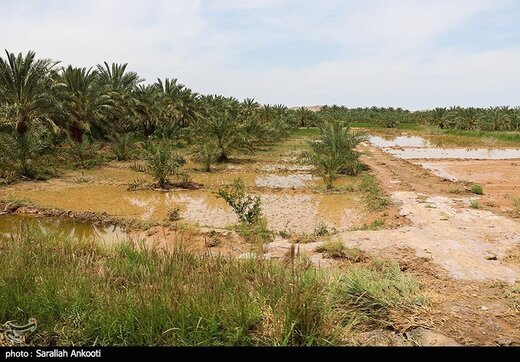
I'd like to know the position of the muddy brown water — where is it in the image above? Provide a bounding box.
[384,147,520,160]
[369,134,520,160]
[369,135,434,148]
[0,214,127,244]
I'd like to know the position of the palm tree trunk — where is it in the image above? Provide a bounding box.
[16,115,29,136]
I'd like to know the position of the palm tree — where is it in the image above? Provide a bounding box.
[0,50,59,136]
[294,107,316,128]
[430,107,448,129]
[57,66,111,143]
[96,62,142,132]
[484,106,511,131]
[156,78,200,128]
[307,121,365,189]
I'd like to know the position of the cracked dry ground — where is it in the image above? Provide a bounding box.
[267,144,520,346]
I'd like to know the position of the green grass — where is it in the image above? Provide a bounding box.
[316,242,366,262]
[289,128,319,138]
[360,173,390,211]
[0,227,333,346]
[0,226,428,346]
[512,197,520,217]
[356,219,386,231]
[469,199,481,209]
[335,260,427,328]
[471,184,484,195]
[442,129,520,144]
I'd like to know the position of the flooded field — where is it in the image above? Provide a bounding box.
[1,128,520,346]
[0,214,126,244]
[369,135,520,160]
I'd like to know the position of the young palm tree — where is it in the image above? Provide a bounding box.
[307,121,365,189]
[0,50,59,136]
[294,107,317,128]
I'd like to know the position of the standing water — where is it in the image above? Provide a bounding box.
[0,214,127,245]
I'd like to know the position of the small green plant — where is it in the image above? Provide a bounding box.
[449,187,461,194]
[505,283,520,312]
[217,178,262,225]
[233,217,273,244]
[167,207,181,221]
[316,242,367,261]
[194,141,219,172]
[70,138,98,169]
[278,230,291,238]
[469,199,481,209]
[358,219,385,231]
[129,162,146,173]
[512,197,520,217]
[471,184,484,195]
[111,132,136,161]
[313,222,332,237]
[360,173,389,211]
[142,141,186,188]
[127,177,147,191]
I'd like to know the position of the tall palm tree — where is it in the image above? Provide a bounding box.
[57,66,112,143]
[96,62,142,132]
[0,50,59,136]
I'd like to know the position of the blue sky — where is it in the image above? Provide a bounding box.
[1,0,520,109]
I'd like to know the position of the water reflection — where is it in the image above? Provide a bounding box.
[0,214,127,244]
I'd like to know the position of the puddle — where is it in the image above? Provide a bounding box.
[369,135,433,148]
[0,214,127,244]
[256,174,313,188]
[384,148,520,160]
[1,182,363,233]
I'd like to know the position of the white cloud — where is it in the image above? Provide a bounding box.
[1,0,519,108]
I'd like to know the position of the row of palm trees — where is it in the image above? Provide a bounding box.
[305,106,520,131]
[0,50,296,178]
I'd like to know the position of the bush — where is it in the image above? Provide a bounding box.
[469,199,481,209]
[167,207,181,221]
[306,121,365,189]
[111,132,136,161]
[471,184,483,195]
[142,141,186,188]
[193,142,219,172]
[217,178,262,225]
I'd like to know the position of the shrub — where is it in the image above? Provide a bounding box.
[469,199,481,209]
[471,184,483,195]
[142,141,186,188]
[217,178,262,225]
[111,132,136,161]
[194,142,219,172]
[167,207,181,221]
[306,121,365,189]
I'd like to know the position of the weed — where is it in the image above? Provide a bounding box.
[449,187,461,194]
[167,207,181,221]
[512,197,520,217]
[217,178,262,225]
[471,184,484,195]
[313,222,333,237]
[360,173,389,211]
[335,259,426,329]
[469,199,481,209]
